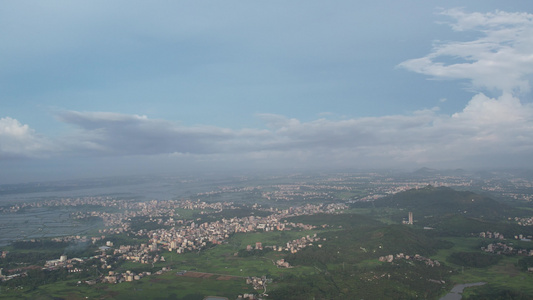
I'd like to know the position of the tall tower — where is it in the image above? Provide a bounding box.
[408,212,413,225]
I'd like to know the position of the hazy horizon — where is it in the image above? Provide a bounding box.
[2,1,533,184]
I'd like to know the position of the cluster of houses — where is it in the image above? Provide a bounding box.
[45,255,84,271]
[482,242,533,256]
[243,233,324,257]
[237,293,260,299]
[59,197,238,229]
[261,184,336,202]
[128,203,342,256]
[280,234,324,254]
[514,234,533,241]
[102,267,170,284]
[478,231,505,239]
[114,244,165,265]
[246,275,271,291]
[275,259,291,268]
[514,216,533,227]
[378,253,441,267]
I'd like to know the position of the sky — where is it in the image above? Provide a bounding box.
[1,1,533,183]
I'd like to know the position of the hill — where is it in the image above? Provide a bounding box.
[285,224,451,267]
[275,224,454,299]
[369,186,515,220]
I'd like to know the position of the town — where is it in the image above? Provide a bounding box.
[1,170,533,299]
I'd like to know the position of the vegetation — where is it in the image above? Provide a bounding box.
[237,248,273,257]
[465,285,533,300]
[447,252,502,268]
[516,256,533,271]
[355,185,519,220]
[11,240,69,250]
[269,260,453,299]
[2,185,533,299]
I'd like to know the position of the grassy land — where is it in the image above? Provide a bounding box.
[0,273,256,300]
[0,230,322,299]
[159,230,319,277]
[106,272,255,300]
[430,237,482,263]
[450,255,533,297]
[431,237,533,298]
[0,279,104,300]
[4,232,532,299]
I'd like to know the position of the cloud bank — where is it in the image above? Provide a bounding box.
[2,8,533,172]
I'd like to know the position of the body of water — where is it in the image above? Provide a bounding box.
[0,206,103,247]
[440,282,486,300]
[0,175,235,246]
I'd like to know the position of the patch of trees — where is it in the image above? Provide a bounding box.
[516,256,533,271]
[423,214,533,238]
[465,285,532,300]
[12,239,69,250]
[1,267,93,290]
[447,251,501,268]
[285,246,338,267]
[284,225,452,269]
[63,242,99,258]
[269,260,453,300]
[0,251,62,269]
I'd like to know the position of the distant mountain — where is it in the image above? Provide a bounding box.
[412,167,438,175]
[410,167,468,177]
[372,185,514,220]
[450,168,466,175]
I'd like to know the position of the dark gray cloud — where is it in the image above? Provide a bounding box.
[43,99,533,170]
[55,111,238,155]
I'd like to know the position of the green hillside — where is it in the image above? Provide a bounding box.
[285,224,450,267]
[370,186,515,220]
[272,224,454,299]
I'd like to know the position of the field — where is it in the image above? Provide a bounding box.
[0,229,321,299]
[0,273,254,300]
[428,237,533,298]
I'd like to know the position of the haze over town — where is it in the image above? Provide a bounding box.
[1,1,533,183]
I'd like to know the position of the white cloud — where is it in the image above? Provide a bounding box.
[0,117,53,158]
[389,8,533,167]
[399,8,533,94]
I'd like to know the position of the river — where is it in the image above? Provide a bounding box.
[440,282,486,300]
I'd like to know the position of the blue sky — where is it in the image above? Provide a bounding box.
[1,1,533,183]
